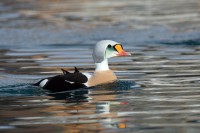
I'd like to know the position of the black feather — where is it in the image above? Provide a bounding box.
[61,68,70,75]
[41,75,86,92]
[35,67,88,92]
[74,67,79,73]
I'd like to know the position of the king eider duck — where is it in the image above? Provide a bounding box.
[35,40,131,92]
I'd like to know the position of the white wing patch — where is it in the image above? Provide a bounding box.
[64,80,74,84]
[39,79,48,88]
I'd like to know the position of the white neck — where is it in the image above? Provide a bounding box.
[95,59,109,71]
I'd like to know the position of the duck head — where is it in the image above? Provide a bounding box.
[93,40,131,71]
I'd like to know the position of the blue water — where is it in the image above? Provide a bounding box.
[1,0,200,132]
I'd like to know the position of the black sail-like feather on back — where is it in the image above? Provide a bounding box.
[74,67,79,73]
[61,68,70,75]
[61,67,88,83]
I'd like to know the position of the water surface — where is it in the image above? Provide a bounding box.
[1,0,200,133]
[1,41,200,133]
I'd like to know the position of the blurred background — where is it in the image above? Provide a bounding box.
[0,0,200,48]
[1,0,200,30]
[1,1,200,133]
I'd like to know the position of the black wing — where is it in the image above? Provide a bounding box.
[61,67,88,83]
[34,67,88,92]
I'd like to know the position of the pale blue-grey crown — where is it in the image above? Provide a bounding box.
[92,40,119,63]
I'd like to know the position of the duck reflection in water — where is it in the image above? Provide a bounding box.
[45,81,137,130]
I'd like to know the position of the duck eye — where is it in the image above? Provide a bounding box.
[108,44,112,48]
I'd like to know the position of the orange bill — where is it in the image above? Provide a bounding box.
[114,44,131,56]
[114,44,124,53]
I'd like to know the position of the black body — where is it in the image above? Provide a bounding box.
[34,67,88,92]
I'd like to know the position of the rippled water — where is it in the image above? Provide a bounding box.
[1,41,200,132]
[1,0,200,133]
